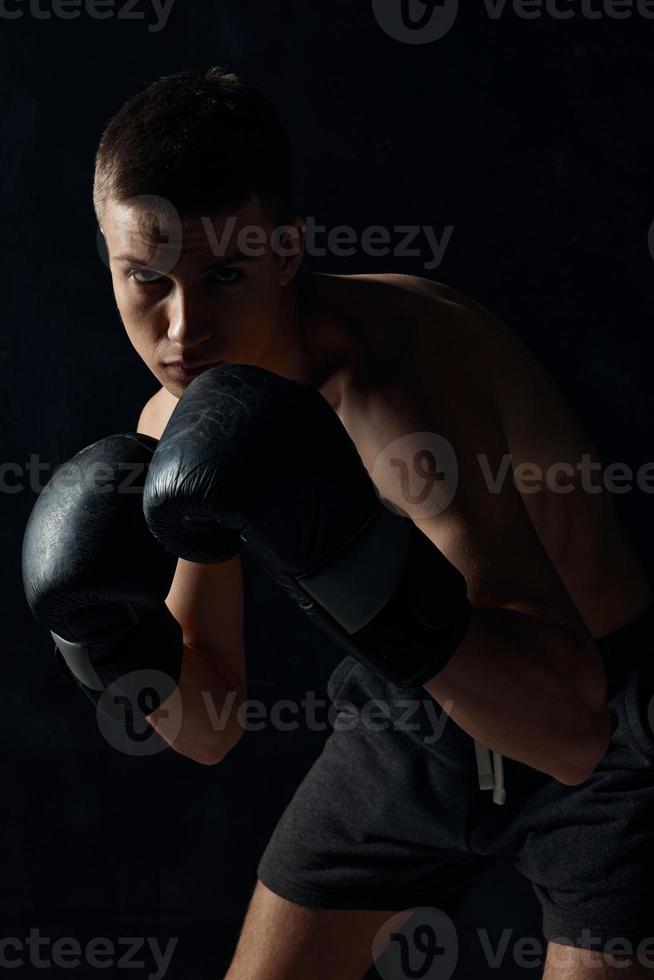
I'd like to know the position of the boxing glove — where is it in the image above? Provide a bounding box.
[22,433,183,721]
[144,364,471,689]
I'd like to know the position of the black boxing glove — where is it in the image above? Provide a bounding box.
[144,364,471,689]
[21,433,183,721]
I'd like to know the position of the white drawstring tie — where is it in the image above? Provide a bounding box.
[474,740,506,805]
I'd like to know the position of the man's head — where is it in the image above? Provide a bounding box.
[94,67,307,396]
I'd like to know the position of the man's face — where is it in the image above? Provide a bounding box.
[101,194,305,396]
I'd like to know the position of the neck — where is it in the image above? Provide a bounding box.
[260,273,352,399]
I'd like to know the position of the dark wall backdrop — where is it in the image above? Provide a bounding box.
[3,2,654,977]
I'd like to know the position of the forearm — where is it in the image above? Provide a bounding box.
[146,641,245,766]
[422,605,611,784]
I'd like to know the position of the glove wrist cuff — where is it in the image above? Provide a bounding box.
[288,509,472,688]
[51,604,183,721]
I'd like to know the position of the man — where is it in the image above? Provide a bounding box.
[24,67,654,978]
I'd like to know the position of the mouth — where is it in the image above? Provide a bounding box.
[163,360,226,379]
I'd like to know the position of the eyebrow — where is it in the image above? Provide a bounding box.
[113,251,260,269]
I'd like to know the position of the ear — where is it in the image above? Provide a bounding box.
[277,216,306,285]
[96,225,110,270]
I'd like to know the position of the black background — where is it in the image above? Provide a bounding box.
[3,1,654,976]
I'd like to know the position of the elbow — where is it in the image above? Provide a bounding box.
[555,702,612,786]
[191,728,245,767]
[165,719,245,767]
[555,632,612,785]
[193,752,227,768]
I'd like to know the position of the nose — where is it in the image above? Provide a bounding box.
[166,286,213,348]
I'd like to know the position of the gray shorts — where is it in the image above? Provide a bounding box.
[257,604,654,949]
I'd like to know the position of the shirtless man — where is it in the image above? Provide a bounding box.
[22,67,654,979]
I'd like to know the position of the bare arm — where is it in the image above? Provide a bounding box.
[423,604,609,785]
[415,484,611,784]
[137,390,247,766]
[146,557,247,766]
[353,321,611,785]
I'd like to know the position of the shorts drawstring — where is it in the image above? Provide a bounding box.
[474,739,506,805]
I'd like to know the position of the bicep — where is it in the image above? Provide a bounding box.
[491,324,610,564]
[415,475,588,636]
[362,378,589,634]
[488,322,650,629]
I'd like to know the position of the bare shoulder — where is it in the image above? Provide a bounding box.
[347,272,602,492]
[335,277,512,430]
[340,273,498,363]
[347,272,481,318]
[356,274,552,405]
[137,386,179,440]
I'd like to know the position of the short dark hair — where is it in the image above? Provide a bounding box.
[93,66,293,227]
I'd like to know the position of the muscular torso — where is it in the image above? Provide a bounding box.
[154,271,651,642]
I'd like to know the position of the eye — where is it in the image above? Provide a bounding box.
[209,268,244,285]
[129,268,166,286]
